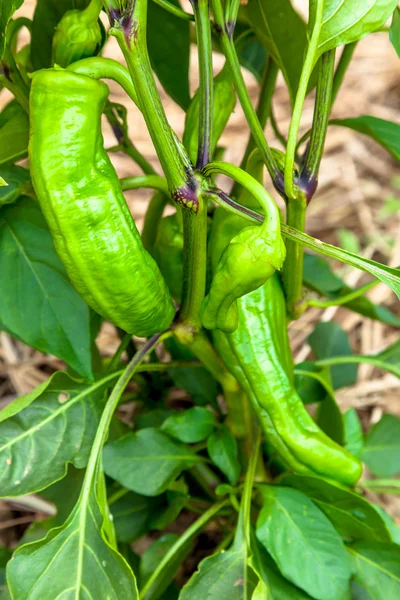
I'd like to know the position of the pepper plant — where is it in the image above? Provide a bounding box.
[1,0,400,598]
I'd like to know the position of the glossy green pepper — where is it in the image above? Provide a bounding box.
[52,0,102,68]
[29,68,175,336]
[201,160,285,333]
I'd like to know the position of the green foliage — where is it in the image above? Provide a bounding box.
[0,101,29,166]
[348,542,400,600]
[390,7,400,57]
[362,414,400,477]
[331,116,400,161]
[308,322,357,389]
[0,0,24,59]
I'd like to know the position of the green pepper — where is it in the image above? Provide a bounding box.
[51,0,102,68]
[29,68,175,336]
[200,159,286,333]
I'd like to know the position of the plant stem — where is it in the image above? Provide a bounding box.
[211,0,282,195]
[242,428,262,545]
[283,191,307,319]
[191,0,214,168]
[315,355,400,379]
[0,75,29,112]
[107,333,132,373]
[284,2,324,199]
[82,0,104,21]
[331,42,357,107]
[120,175,169,194]
[239,58,279,174]
[68,57,139,107]
[179,193,208,327]
[308,279,379,309]
[153,0,195,20]
[108,0,195,195]
[298,49,335,203]
[139,499,230,599]
[270,107,287,148]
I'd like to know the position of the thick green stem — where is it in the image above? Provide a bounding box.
[211,0,282,196]
[191,0,214,168]
[284,2,324,199]
[179,193,208,327]
[108,0,194,194]
[298,49,335,202]
[283,192,307,319]
[82,0,104,21]
[331,42,357,107]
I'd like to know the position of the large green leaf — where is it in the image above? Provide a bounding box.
[343,408,364,458]
[348,542,400,600]
[109,491,159,543]
[0,0,24,59]
[7,473,138,599]
[256,486,351,600]
[0,371,106,497]
[308,322,357,389]
[0,197,93,380]
[161,407,216,443]
[390,7,400,57]
[303,253,400,328]
[31,0,90,70]
[103,428,200,496]
[246,0,309,103]
[280,474,391,542]
[331,116,400,161]
[0,101,29,166]
[311,0,399,57]
[362,414,400,477]
[147,0,190,109]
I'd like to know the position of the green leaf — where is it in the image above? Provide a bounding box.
[7,474,138,599]
[103,428,200,496]
[0,165,31,206]
[348,542,400,600]
[373,504,400,545]
[207,425,241,485]
[308,322,357,389]
[140,533,192,600]
[179,535,256,600]
[375,337,400,368]
[235,29,267,82]
[352,582,373,600]
[331,116,400,162]
[0,547,12,589]
[161,407,216,443]
[0,101,29,166]
[149,479,189,530]
[344,408,364,458]
[0,197,93,380]
[256,486,351,600]
[282,225,400,300]
[249,537,312,599]
[294,362,344,444]
[183,68,236,164]
[0,371,106,497]
[0,0,24,59]
[147,0,190,109]
[362,414,400,477]
[279,474,391,542]
[246,0,309,103]
[303,253,400,328]
[30,0,90,70]
[390,7,400,57]
[313,0,399,57]
[109,491,159,543]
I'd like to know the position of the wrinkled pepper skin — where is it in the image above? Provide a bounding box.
[210,207,362,487]
[29,69,175,336]
[52,9,102,68]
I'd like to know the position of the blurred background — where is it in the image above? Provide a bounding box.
[0,0,399,541]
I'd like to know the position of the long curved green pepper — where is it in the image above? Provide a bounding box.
[200,161,285,333]
[52,0,103,68]
[208,159,362,486]
[29,69,175,336]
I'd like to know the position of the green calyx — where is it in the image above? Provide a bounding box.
[52,7,102,68]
